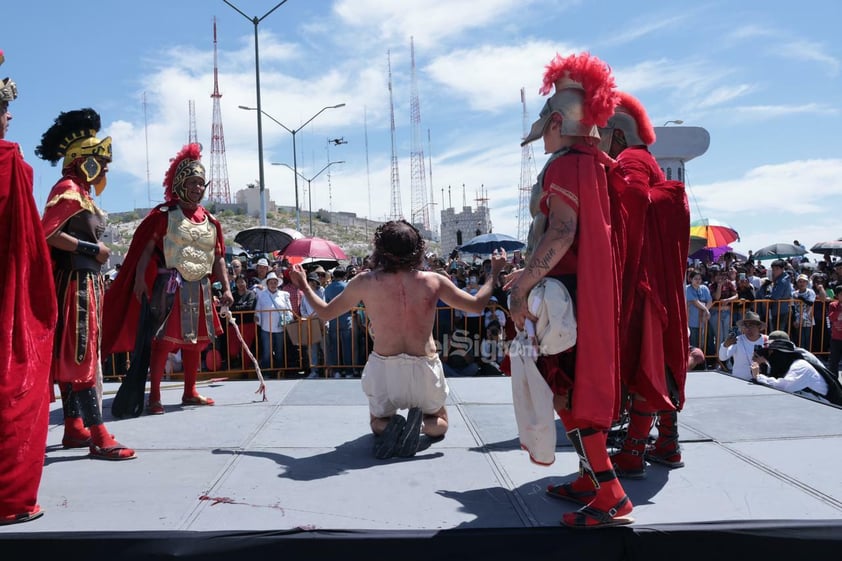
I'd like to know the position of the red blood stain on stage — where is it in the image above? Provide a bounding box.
[198,495,284,513]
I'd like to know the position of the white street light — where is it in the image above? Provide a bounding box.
[223,0,289,226]
[272,161,345,235]
[240,104,345,231]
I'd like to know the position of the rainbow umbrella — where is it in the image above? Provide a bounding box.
[689,218,740,247]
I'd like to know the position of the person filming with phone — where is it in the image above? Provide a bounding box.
[749,338,838,403]
[719,311,768,381]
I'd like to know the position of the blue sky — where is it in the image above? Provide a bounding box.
[2,0,840,258]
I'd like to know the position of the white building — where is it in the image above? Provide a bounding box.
[440,204,492,257]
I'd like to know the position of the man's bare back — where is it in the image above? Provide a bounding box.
[289,253,506,358]
[352,269,469,357]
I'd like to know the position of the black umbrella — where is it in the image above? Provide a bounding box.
[753,242,808,260]
[810,239,842,257]
[233,226,303,254]
[459,232,525,255]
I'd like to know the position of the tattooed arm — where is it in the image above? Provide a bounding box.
[508,194,577,329]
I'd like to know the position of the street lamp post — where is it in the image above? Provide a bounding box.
[239,104,345,231]
[223,0,289,226]
[272,161,345,235]
[663,119,684,126]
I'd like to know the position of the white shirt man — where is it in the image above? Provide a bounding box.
[719,313,768,381]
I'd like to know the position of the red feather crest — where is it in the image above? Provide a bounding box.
[617,91,656,145]
[539,52,618,127]
[163,143,202,202]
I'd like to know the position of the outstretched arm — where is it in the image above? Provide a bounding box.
[290,264,363,322]
[438,250,507,314]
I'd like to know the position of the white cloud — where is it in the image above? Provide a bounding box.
[730,103,837,119]
[425,41,584,113]
[333,0,535,48]
[692,159,842,215]
[696,84,753,108]
[600,14,690,47]
[691,159,842,257]
[780,40,840,76]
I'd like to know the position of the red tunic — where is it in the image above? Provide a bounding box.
[612,146,689,410]
[102,204,225,354]
[538,144,621,429]
[0,140,57,518]
[41,177,105,387]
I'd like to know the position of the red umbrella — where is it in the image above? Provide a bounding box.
[281,237,348,261]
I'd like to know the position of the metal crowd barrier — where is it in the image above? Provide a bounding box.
[104,296,828,381]
[693,297,831,364]
[102,304,513,382]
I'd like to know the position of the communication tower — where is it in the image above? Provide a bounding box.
[517,87,537,242]
[408,37,429,230]
[387,50,403,220]
[208,17,231,204]
[188,99,198,144]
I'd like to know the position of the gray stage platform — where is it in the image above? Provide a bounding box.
[2,370,842,559]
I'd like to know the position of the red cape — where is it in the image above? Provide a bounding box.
[102,203,225,355]
[41,177,91,238]
[543,146,621,429]
[646,180,690,407]
[0,140,57,518]
[610,147,689,410]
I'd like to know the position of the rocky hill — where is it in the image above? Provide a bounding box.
[106,207,440,262]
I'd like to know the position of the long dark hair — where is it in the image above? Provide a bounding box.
[370,220,425,273]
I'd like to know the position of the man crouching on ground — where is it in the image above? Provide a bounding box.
[290,220,507,459]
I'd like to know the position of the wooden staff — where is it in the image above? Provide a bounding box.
[219,306,267,401]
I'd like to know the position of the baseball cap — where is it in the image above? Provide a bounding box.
[257,258,269,267]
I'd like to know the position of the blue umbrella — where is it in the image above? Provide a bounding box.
[459,233,525,255]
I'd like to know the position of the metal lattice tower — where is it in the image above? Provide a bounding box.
[208,17,231,204]
[188,100,198,144]
[517,87,537,242]
[408,37,429,230]
[427,128,437,236]
[387,50,403,220]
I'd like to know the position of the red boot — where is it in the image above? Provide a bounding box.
[647,410,684,468]
[561,427,634,529]
[181,348,215,406]
[611,407,656,479]
[88,424,136,461]
[546,464,601,505]
[547,408,597,505]
[62,417,91,449]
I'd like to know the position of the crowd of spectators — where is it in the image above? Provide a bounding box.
[686,246,842,376]
[157,249,523,379]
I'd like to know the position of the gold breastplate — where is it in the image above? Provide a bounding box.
[163,209,216,282]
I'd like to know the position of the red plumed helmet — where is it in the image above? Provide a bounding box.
[610,91,656,146]
[522,52,619,146]
[163,143,206,202]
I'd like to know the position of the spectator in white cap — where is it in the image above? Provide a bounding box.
[252,257,271,291]
[254,271,293,372]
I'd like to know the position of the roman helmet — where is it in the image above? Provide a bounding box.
[34,108,113,195]
[598,91,656,155]
[163,143,207,203]
[521,52,618,147]
[0,50,18,104]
